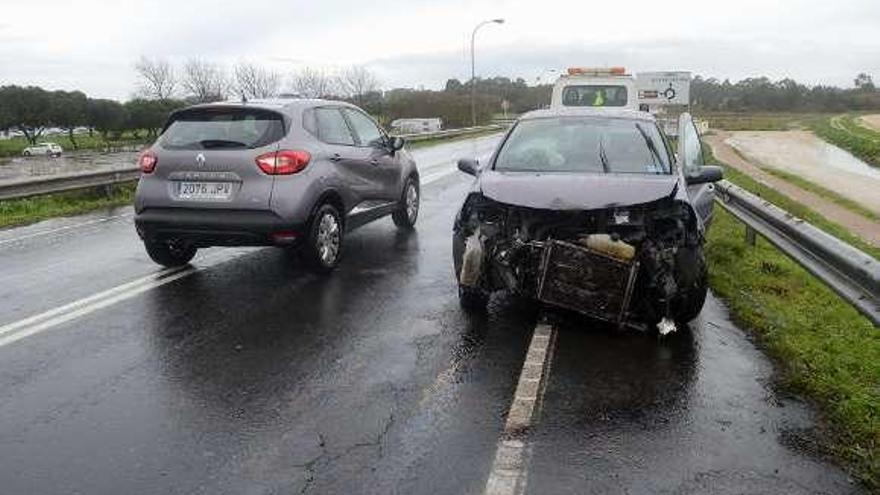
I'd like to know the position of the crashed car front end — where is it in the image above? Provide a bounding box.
[453,192,705,333]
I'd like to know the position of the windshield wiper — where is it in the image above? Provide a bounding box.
[598,140,610,173]
[635,123,664,173]
[199,139,249,149]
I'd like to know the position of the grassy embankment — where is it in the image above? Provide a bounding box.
[0,185,136,229]
[704,144,880,489]
[810,115,880,168]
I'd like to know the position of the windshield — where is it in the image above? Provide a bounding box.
[160,108,285,150]
[561,85,628,107]
[493,117,671,174]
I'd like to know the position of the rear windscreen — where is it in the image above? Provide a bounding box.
[160,108,285,150]
[561,85,628,107]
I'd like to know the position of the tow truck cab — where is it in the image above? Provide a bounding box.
[550,67,639,111]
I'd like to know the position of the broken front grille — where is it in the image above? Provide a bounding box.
[537,240,639,325]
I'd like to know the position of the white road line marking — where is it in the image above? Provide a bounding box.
[0,212,134,246]
[484,322,556,495]
[0,250,247,348]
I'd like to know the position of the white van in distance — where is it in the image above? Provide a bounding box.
[550,67,639,110]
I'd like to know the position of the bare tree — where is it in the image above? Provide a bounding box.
[233,63,281,99]
[336,65,379,105]
[134,56,177,100]
[290,67,336,98]
[182,59,229,102]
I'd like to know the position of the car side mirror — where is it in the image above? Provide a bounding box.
[388,136,405,152]
[686,165,723,185]
[457,158,480,176]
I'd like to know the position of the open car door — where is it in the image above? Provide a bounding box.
[677,113,716,231]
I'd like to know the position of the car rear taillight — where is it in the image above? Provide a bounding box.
[256,150,311,175]
[138,150,158,174]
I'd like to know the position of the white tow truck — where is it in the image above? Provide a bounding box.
[550,67,693,135]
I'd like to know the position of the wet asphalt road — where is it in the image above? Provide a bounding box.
[0,135,864,494]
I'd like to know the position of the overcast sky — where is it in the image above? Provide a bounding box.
[1,0,877,100]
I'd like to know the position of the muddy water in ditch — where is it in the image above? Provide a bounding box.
[726,130,880,215]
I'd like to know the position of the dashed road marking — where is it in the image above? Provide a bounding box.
[0,250,249,348]
[484,322,557,495]
[0,212,134,247]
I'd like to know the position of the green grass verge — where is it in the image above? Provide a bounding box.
[810,115,880,168]
[0,184,135,229]
[705,144,880,488]
[707,209,880,489]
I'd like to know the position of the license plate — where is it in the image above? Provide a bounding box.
[177,181,233,200]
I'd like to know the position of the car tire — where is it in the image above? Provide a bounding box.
[392,177,419,230]
[144,239,197,267]
[458,285,489,312]
[302,203,343,273]
[672,247,709,323]
[22,151,31,156]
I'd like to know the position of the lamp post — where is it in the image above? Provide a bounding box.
[470,18,504,127]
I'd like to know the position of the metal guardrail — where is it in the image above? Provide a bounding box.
[0,168,141,201]
[397,124,505,142]
[715,180,880,326]
[0,125,507,201]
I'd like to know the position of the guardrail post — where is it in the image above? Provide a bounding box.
[745,225,757,246]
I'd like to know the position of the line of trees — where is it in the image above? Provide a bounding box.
[692,73,879,112]
[4,61,877,148]
[0,85,185,147]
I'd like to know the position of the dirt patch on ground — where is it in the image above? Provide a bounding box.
[858,114,880,132]
[704,132,880,247]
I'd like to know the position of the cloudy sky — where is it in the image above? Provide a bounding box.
[1,0,877,99]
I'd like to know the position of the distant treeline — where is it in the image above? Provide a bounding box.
[2,68,877,147]
[0,86,185,147]
[691,73,879,112]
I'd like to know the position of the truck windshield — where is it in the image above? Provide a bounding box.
[160,108,285,150]
[561,85,628,107]
[493,117,671,175]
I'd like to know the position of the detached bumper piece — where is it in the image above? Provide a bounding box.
[537,240,639,326]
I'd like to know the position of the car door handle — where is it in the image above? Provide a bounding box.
[329,153,342,162]
[370,158,379,166]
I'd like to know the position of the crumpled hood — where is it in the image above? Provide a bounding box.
[478,171,680,210]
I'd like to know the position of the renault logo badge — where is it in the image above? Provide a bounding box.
[196,153,206,167]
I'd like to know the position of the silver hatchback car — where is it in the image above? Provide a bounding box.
[134,99,420,272]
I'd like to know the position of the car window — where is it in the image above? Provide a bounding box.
[343,109,385,147]
[315,107,356,146]
[494,117,670,174]
[561,85,628,107]
[160,107,285,150]
[681,120,704,174]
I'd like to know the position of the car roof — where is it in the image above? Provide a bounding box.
[188,98,359,114]
[519,107,655,122]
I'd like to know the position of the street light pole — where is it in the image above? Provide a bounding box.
[470,18,504,127]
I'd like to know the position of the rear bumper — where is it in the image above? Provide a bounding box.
[134,208,305,247]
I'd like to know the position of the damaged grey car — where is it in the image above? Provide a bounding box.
[452,109,722,334]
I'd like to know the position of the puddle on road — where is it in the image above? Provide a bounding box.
[726,130,880,214]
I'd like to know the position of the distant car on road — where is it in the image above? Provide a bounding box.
[134,99,420,272]
[452,108,722,334]
[22,142,63,157]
